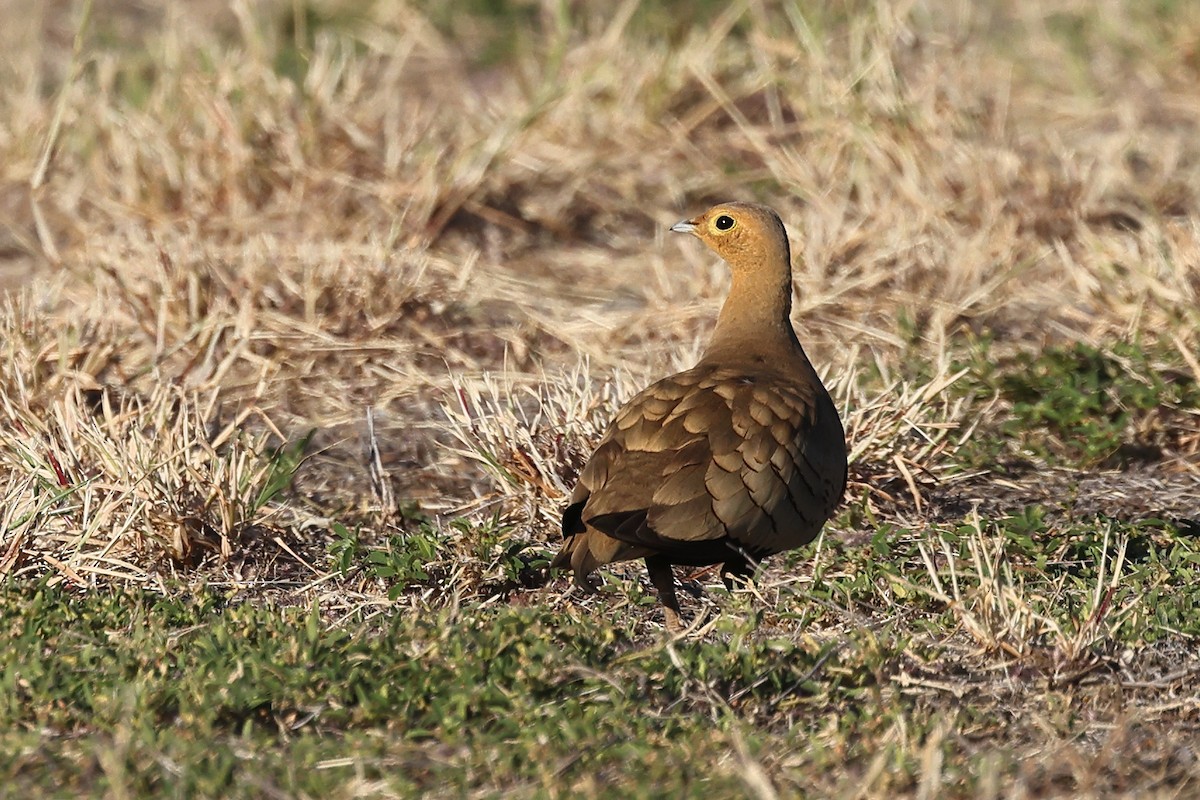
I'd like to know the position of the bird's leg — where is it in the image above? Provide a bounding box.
[720,551,756,591]
[645,555,683,631]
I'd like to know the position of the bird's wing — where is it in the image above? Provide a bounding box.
[571,366,846,560]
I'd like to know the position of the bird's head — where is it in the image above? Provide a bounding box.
[670,202,791,274]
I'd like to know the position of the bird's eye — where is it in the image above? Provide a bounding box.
[714,215,735,231]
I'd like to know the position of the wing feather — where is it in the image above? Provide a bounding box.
[569,363,847,565]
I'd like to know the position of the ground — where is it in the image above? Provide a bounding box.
[1,0,1199,797]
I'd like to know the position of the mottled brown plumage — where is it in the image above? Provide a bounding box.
[553,202,847,629]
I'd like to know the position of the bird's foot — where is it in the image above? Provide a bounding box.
[663,605,683,633]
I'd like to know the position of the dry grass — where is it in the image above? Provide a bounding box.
[2,0,1200,795]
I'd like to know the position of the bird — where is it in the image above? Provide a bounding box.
[551,201,848,629]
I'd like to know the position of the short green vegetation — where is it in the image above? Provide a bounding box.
[4,505,1198,795]
[990,341,1198,465]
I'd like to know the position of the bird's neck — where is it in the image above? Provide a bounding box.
[702,269,800,363]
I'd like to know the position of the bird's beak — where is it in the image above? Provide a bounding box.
[670,217,698,235]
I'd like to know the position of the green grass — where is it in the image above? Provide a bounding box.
[4,506,1198,796]
[942,338,1200,470]
[992,341,1197,463]
[0,584,829,796]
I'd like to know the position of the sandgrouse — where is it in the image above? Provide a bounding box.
[552,202,847,628]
